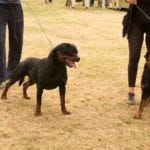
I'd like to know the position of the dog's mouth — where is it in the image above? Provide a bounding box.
[65,57,80,68]
[58,52,80,68]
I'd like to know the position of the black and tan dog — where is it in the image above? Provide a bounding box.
[1,43,80,116]
[134,51,150,119]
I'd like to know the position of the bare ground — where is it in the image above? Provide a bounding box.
[0,0,150,149]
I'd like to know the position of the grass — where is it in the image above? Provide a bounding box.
[0,0,150,149]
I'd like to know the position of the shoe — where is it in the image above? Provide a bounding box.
[0,82,5,89]
[127,93,135,105]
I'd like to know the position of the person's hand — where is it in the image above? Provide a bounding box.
[127,0,137,5]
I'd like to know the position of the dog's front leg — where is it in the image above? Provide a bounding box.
[133,92,148,119]
[35,86,43,116]
[59,84,71,115]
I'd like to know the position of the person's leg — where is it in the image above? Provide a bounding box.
[145,29,150,51]
[0,21,7,84]
[98,0,102,7]
[7,4,24,79]
[105,0,109,7]
[71,0,75,8]
[66,0,70,7]
[127,22,144,104]
[0,4,8,87]
[84,0,90,9]
[90,0,94,7]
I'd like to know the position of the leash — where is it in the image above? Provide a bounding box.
[136,5,150,21]
[25,0,53,48]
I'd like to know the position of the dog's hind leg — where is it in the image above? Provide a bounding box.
[1,76,24,99]
[134,92,148,119]
[1,82,11,99]
[59,84,71,115]
[23,80,34,99]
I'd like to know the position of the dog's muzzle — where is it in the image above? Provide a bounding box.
[58,52,80,68]
[66,56,80,68]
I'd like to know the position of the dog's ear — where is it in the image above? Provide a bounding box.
[56,43,68,53]
[48,43,77,60]
[48,46,59,59]
[50,43,68,56]
[48,44,65,60]
[51,47,58,56]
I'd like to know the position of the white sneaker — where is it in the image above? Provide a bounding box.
[0,82,5,89]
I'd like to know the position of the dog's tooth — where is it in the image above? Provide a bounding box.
[73,63,76,68]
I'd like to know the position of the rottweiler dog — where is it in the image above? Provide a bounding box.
[134,51,150,119]
[1,43,80,116]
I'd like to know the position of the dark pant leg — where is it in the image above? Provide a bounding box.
[145,29,150,50]
[0,4,9,83]
[105,0,109,7]
[128,22,144,87]
[98,0,102,7]
[7,4,24,79]
[90,0,94,7]
[0,21,7,83]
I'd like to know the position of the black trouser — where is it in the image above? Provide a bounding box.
[0,3,24,83]
[98,0,109,7]
[128,18,150,87]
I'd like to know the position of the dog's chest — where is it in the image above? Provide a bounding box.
[141,65,150,90]
[42,69,67,90]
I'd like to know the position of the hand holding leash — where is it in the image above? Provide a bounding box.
[126,0,137,5]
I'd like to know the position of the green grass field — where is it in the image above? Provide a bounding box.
[0,0,150,149]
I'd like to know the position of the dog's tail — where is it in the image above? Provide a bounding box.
[9,61,27,86]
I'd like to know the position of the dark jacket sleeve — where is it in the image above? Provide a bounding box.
[139,0,150,3]
[122,5,133,38]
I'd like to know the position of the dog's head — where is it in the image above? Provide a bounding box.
[50,43,80,68]
[144,51,150,69]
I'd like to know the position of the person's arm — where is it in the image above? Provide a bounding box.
[127,0,137,5]
[127,0,150,4]
[141,0,150,3]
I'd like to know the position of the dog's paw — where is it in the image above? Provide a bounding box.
[34,111,42,116]
[1,95,7,100]
[23,96,31,100]
[62,109,71,115]
[133,114,141,119]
